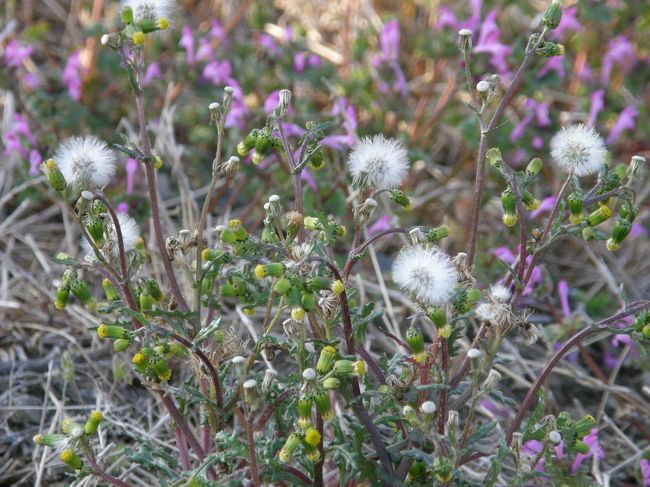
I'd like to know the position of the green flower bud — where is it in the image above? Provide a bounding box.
[278,433,301,462]
[323,377,341,390]
[273,277,292,295]
[403,405,418,424]
[139,290,153,313]
[408,460,428,481]
[620,203,638,222]
[542,0,562,29]
[146,279,163,302]
[102,278,119,302]
[642,324,650,339]
[582,226,596,241]
[97,324,128,340]
[121,6,133,24]
[152,358,172,381]
[427,306,447,328]
[389,189,412,210]
[330,279,344,295]
[219,283,241,298]
[522,190,541,211]
[586,206,612,226]
[567,192,584,225]
[60,449,83,470]
[254,262,285,279]
[573,440,590,455]
[55,285,70,310]
[501,189,518,227]
[313,391,333,420]
[254,132,273,156]
[333,360,355,377]
[574,415,596,437]
[606,218,631,250]
[60,418,82,435]
[433,457,453,483]
[307,276,330,291]
[304,427,321,448]
[139,18,167,34]
[303,216,322,231]
[70,279,92,305]
[536,41,565,57]
[298,395,313,430]
[612,163,627,181]
[526,157,543,175]
[33,433,66,448]
[427,225,451,242]
[316,346,338,374]
[308,147,324,171]
[237,130,259,157]
[228,219,248,241]
[406,327,427,363]
[219,227,238,245]
[87,216,104,244]
[113,338,132,352]
[42,159,67,191]
[84,410,103,435]
[486,147,503,170]
[301,292,316,312]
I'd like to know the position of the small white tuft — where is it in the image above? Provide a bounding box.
[269,194,280,202]
[82,213,140,260]
[120,0,174,21]
[208,102,220,110]
[550,124,607,177]
[302,368,316,381]
[476,80,490,92]
[475,303,496,323]
[489,284,511,303]
[549,430,562,444]
[231,355,245,364]
[243,379,257,389]
[100,34,110,45]
[392,245,458,305]
[458,28,473,36]
[54,135,116,189]
[348,135,409,190]
[467,348,482,359]
[420,401,437,414]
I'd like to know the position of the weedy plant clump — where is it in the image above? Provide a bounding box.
[23,0,650,485]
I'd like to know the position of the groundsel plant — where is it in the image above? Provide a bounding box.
[35,1,650,486]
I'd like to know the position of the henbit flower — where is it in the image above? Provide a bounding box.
[607,105,638,144]
[180,26,195,64]
[601,35,636,87]
[552,6,581,41]
[379,20,400,62]
[82,213,141,259]
[537,56,565,79]
[29,149,42,176]
[125,158,138,194]
[473,11,512,77]
[571,428,604,474]
[53,135,116,189]
[368,215,393,236]
[530,196,556,218]
[550,124,607,177]
[392,246,458,305]
[62,51,83,101]
[587,89,605,127]
[3,40,33,68]
[558,280,571,318]
[640,459,650,487]
[348,135,409,190]
[120,0,174,22]
[141,62,162,86]
[202,59,232,85]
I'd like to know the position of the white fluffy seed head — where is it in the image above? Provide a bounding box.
[348,135,409,190]
[549,430,562,444]
[120,0,174,21]
[467,348,482,359]
[420,401,437,414]
[489,284,511,303]
[475,303,496,323]
[302,368,317,381]
[476,80,490,92]
[82,213,140,259]
[550,124,607,177]
[54,135,116,189]
[392,245,458,305]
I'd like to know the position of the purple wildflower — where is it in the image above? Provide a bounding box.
[368,215,393,235]
[379,20,400,62]
[530,196,556,219]
[23,73,40,89]
[203,59,233,85]
[117,202,129,214]
[125,158,138,194]
[258,34,281,56]
[640,459,650,486]
[522,441,546,472]
[552,7,581,41]
[558,280,571,318]
[538,56,565,79]
[209,20,227,44]
[571,428,604,474]
[180,26,195,65]
[196,38,213,61]
[29,149,41,176]
[474,11,512,77]
[142,63,162,87]
[62,51,83,101]
[587,89,605,127]
[630,222,647,239]
[601,35,636,86]
[494,247,541,295]
[607,105,638,144]
[3,40,33,68]
[322,97,358,149]
[301,168,318,192]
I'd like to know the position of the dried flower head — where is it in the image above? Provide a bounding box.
[121,0,174,22]
[82,213,141,259]
[348,135,409,190]
[550,124,607,177]
[392,246,458,305]
[489,284,511,303]
[53,136,116,189]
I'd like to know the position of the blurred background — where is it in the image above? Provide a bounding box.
[1,0,649,485]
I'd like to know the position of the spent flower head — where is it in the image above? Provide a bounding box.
[53,136,116,189]
[82,213,141,259]
[120,0,174,22]
[392,245,458,305]
[348,135,409,190]
[550,124,607,177]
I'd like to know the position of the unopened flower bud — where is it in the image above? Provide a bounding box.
[458,29,473,52]
[526,157,543,175]
[586,206,612,226]
[323,377,340,390]
[542,0,563,30]
[389,189,411,210]
[273,277,292,295]
[55,284,70,310]
[536,42,565,57]
[316,346,338,374]
[427,305,447,328]
[84,410,103,435]
[403,405,418,424]
[427,225,451,242]
[301,292,316,312]
[313,390,333,420]
[60,449,83,470]
[298,394,313,429]
[330,280,344,295]
[606,218,631,251]
[486,147,503,170]
[278,433,301,462]
[304,427,321,447]
[97,324,128,340]
[121,6,134,24]
[582,226,596,241]
[237,129,259,157]
[42,159,67,192]
[522,190,541,211]
[501,189,518,227]
[406,327,427,363]
[567,192,584,225]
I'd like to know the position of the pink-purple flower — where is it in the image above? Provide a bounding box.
[571,428,604,474]
[3,40,33,68]
[601,35,636,86]
[640,459,650,486]
[607,105,638,144]
[62,51,84,101]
